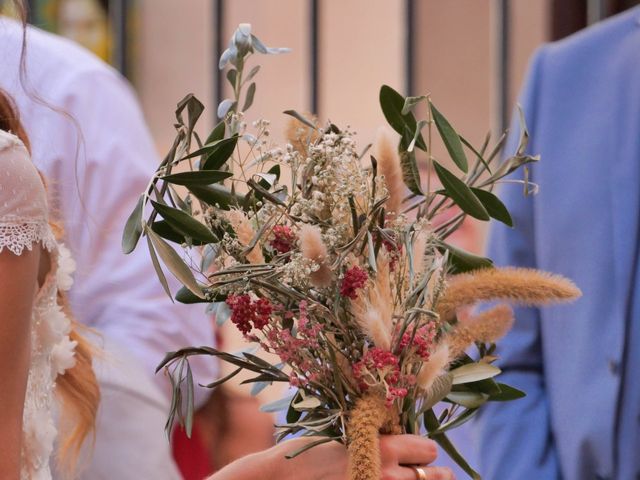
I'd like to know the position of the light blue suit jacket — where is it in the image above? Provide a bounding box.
[475,7,640,480]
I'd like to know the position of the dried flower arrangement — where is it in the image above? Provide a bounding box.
[122,24,580,479]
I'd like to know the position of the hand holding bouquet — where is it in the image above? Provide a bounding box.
[123,24,580,479]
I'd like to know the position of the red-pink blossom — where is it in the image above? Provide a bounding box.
[226,294,274,334]
[340,266,368,299]
[270,225,296,253]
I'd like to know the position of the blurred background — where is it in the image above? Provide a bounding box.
[22,0,640,157]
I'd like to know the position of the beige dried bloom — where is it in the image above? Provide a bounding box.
[416,343,450,392]
[226,209,264,264]
[374,127,404,218]
[299,224,333,287]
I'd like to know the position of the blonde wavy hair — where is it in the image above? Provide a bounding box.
[0,82,100,472]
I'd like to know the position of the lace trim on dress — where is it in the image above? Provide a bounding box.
[0,217,57,255]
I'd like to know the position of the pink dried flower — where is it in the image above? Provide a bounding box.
[270,225,296,253]
[226,294,273,334]
[341,266,368,299]
[352,347,407,406]
[397,325,436,360]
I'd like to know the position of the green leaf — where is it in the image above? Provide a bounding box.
[431,408,479,435]
[202,135,239,170]
[379,85,427,151]
[450,363,501,385]
[489,383,526,402]
[122,194,144,254]
[145,226,204,298]
[243,82,256,111]
[399,149,423,195]
[226,69,237,87]
[175,94,205,140]
[151,200,217,244]
[152,220,192,245]
[162,170,233,186]
[185,363,195,437]
[187,184,249,210]
[145,229,172,299]
[433,161,489,220]
[470,188,513,227]
[206,121,226,144]
[423,409,481,480]
[244,65,261,84]
[446,391,489,409]
[430,101,468,172]
[283,110,318,131]
[175,285,225,304]
[437,241,493,274]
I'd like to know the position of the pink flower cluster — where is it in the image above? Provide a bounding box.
[226,294,273,335]
[340,266,368,299]
[397,325,436,360]
[352,347,408,406]
[270,225,296,253]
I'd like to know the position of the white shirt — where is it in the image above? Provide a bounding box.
[0,17,215,406]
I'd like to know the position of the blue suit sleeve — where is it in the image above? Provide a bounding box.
[473,46,561,480]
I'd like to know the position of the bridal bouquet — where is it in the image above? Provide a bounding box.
[123,25,580,479]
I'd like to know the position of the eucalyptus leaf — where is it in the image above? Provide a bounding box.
[489,383,526,401]
[206,121,226,144]
[187,184,249,210]
[423,409,481,480]
[446,391,489,409]
[226,69,237,87]
[175,286,219,304]
[146,227,204,298]
[122,194,144,254]
[145,229,172,300]
[379,84,427,151]
[162,170,233,186]
[202,135,239,170]
[217,99,236,119]
[437,241,493,274]
[243,82,257,111]
[430,101,468,172]
[433,161,489,221]
[431,408,479,435]
[185,363,195,437]
[283,110,318,130]
[450,363,501,385]
[244,65,261,84]
[151,200,218,244]
[470,187,513,227]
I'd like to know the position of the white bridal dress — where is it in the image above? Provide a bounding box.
[0,129,78,479]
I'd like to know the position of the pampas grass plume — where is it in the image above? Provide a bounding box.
[226,209,264,264]
[417,343,450,392]
[299,224,333,287]
[374,127,404,218]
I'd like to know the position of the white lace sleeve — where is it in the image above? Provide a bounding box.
[0,129,56,255]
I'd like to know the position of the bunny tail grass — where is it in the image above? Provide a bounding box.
[437,267,582,322]
[347,393,399,480]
